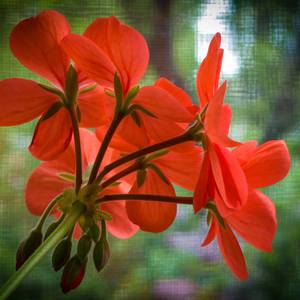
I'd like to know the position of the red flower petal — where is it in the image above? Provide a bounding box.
[193,153,211,213]
[77,85,107,128]
[0,78,57,126]
[209,142,248,216]
[201,217,217,247]
[233,141,257,165]
[101,201,139,239]
[228,189,277,252]
[204,82,239,147]
[197,32,223,106]
[155,77,193,108]
[133,86,194,122]
[217,223,248,280]
[25,162,72,216]
[61,34,116,88]
[154,146,203,191]
[10,10,70,89]
[29,108,72,161]
[84,16,149,92]
[126,169,177,232]
[242,140,290,188]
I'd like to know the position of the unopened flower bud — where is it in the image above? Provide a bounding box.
[93,238,110,272]
[16,229,43,270]
[77,234,92,261]
[60,255,87,294]
[52,238,72,271]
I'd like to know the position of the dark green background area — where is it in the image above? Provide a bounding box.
[0,0,299,299]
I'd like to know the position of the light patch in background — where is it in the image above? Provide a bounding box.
[196,1,239,75]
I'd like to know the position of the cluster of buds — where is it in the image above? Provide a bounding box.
[0,10,290,295]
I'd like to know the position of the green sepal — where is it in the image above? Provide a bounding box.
[147,164,170,185]
[144,149,168,163]
[40,102,63,122]
[77,234,92,260]
[52,238,72,271]
[95,209,113,221]
[123,85,139,109]
[59,189,77,212]
[65,65,79,106]
[79,84,97,95]
[205,202,225,229]
[131,111,141,127]
[58,172,76,183]
[38,83,66,102]
[136,169,147,188]
[114,73,123,112]
[104,89,115,97]
[127,104,156,118]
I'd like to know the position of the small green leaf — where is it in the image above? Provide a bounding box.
[40,102,63,122]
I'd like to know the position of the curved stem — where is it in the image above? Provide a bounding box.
[96,131,193,184]
[0,201,86,300]
[97,194,193,205]
[69,106,82,194]
[100,162,140,189]
[36,194,62,231]
[88,113,123,184]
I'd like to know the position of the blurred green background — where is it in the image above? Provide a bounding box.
[0,0,299,299]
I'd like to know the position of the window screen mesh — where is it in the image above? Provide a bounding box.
[0,0,299,299]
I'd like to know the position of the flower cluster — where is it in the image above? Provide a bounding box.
[0,10,290,294]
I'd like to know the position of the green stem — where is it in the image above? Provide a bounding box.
[96,131,193,184]
[69,106,82,194]
[100,162,140,189]
[97,194,193,205]
[36,194,61,231]
[0,201,86,300]
[88,113,123,184]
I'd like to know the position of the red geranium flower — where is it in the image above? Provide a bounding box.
[201,140,290,279]
[193,34,248,217]
[61,16,195,148]
[0,10,107,160]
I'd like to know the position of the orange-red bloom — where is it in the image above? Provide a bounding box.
[61,17,195,148]
[25,129,138,239]
[193,34,248,217]
[0,10,107,160]
[201,140,290,279]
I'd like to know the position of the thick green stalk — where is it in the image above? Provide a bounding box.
[0,201,86,300]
